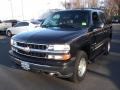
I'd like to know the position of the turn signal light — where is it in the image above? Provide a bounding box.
[48,54,71,61]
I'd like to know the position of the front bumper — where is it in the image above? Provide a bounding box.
[9,50,75,78]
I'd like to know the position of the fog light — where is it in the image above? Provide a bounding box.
[12,47,18,52]
[48,54,71,60]
[48,55,54,59]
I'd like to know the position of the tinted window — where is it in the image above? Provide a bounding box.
[99,12,106,23]
[92,12,102,25]
[42,11,90,30]
[14,22,29,27]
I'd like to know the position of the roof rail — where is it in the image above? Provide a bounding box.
[79,8,103,10]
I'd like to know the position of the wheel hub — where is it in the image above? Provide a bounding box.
[108,42,110,52]
[78,58,86,77]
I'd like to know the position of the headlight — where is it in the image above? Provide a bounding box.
[48,44,70,51]
[10,39,17,46]
[47,44,71,60]
[10,39,14,45]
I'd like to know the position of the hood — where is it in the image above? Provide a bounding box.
[12,28,86,44]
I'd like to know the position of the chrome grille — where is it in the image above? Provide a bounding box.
[17,49,47,58]
[17,42,47,50]
[14,42,47,58]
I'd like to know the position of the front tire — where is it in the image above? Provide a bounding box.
[70,51,87,82]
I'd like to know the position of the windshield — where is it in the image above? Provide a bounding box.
[42,11,90,29]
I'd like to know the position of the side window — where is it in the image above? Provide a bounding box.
[99,12,106,24]
[22,22,29,26]
[15,22,29,27]
[92,12,101,25]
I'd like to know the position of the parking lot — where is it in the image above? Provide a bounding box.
[0,24,120,90]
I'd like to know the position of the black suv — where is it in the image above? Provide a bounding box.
[9,9,112,82]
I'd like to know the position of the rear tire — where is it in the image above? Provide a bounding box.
[7,31,12,37]
[70,51,88,82]
[104,40,111,55]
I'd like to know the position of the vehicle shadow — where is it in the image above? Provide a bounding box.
[87,55,120,90]
[0,36,14,68]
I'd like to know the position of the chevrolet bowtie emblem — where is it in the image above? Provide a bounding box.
[24,47,30,53]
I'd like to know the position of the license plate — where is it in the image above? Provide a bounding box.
[21,61,30,70]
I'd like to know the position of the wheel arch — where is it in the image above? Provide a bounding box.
[79,43,91,61]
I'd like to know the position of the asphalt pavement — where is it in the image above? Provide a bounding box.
[0,24,120,90]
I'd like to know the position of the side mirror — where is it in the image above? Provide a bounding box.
[93,22,104,28]
[88,23,104,32]
[38,19,44,25]
[96,23,104,28]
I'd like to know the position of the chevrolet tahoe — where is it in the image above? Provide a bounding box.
[9,9,112,82]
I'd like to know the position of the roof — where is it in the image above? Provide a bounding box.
[56,8,104,13]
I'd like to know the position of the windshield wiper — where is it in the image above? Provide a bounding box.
[41,24,57,28]
[57,24,79,29]
[42,24,80,29]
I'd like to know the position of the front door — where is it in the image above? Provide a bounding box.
[91,12,105,56]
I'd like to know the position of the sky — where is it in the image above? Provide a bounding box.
[0,0,65,20]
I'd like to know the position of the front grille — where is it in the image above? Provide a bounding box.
[13,51,61,66]
[17,42,47,50]
[17,49,47,58]
[14,42,48,58]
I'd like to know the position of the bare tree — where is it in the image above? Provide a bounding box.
[76,0,80,8]
[114,0,120,15]
[88,0,98,8]
[61,0,71,9]
[65,0,98,9]
[105,0,119,16]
